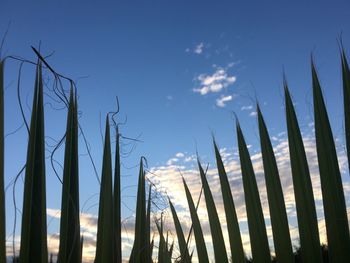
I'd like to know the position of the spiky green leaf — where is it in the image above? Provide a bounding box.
[113,128,121,263]
[213,140,245,262]
[284,83,322,262]
[129,159,147,263]
[0,60,5,263]
[145,184,152,263]
[168,198,190,263]
[20,62,48,263]
[197,159,228,263]
[312,62,350,261]
[257,105,293,262]
[236,122,270,262]
[341,48,350,173]
[95,117,113,263]
[182,177,209,263]
[58,88,81,263]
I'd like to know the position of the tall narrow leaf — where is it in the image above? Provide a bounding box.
[197,159,228,263]
[182,177,209,263]
[213,140,245,262]
[58,89,81,263]
[312,62,350,261]
[145,184,152,263]
[156,216,165,263]
[0,60,5,263]
[236,122,270,262]
[284,83,322,262]
[113,128,121,263]
[257,105,293,262]
[95,117,113,263]
[341,48,350,172]
[19,62,48,262]
[150,236,154,263]
[168,198,190,263]
[129,159,147,263]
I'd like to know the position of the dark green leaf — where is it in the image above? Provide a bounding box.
[257,105,294,262]
[284,82,322,262]
[236,121,270,262]
[213,139,245,262]
[312,62,350,261]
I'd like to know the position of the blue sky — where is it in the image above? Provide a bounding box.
[1,1,350,261]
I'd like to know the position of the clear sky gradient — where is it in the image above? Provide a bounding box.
[1,1,350,261]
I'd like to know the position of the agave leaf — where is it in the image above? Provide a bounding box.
[182,177,209,263]
[257,105,293,262]
[236,121,270,262]
[197,159,228,262]
[113,127,121,263]
[150,236,154,263]
[95,117,113,263]
[168,198,190,263]
[129,159,147,263]
[156,216,165,263]
[284,82,322,262]
[189,250,194,262]
[341,48,350,173]
[168,241,174,260]
[0,60,5,263]
[312,62,350,261]
[145,184,152,263]
[164,231,171,263]
[58,88,81,263]
[80,235,84,262]
[19,61,48,263]
[213,139,245,262]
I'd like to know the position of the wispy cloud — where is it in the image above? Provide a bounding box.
[249,111,257,117]
[185,42,206,55]
[175,152,185,158]
[147,131,350,260]
[193,68,237,95]
[216,95,234,107]
[241,105,253,111]
[194,42,204,54]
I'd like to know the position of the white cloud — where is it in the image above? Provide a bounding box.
[166,158,179,165]
[8,135,349,262]
[194,42,204,54]
[147,133,350,260]
[241,105,253,111]
[216,95,233,107]
[193,68,237,95]
[249,111,257,117]
[175,152,185,158]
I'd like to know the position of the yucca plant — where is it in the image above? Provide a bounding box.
[168,198,190,263]
[57,88,81,263]
[311,61,350,261]
[129,159,148,263]
[284,81,323,262]
[213,139,245,263]
[3,44,350,263]
[156,214,172,263]
[95,117,113,263]
[19,61,48,263]
[236,121,271,262]
[113,127,122,263]
[257,105,294,263]
[197,159,228,263]
[341,47,350,173]
[145,184,152,263]
[182,177,209,263]
[0,59,5,263]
